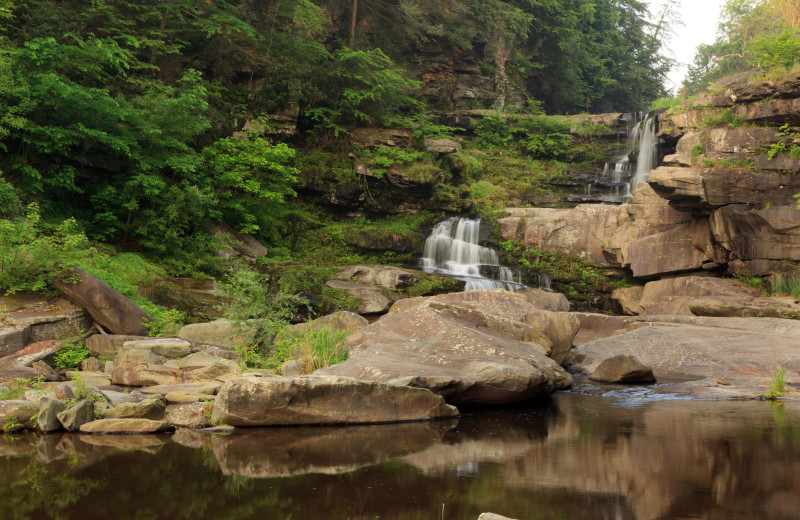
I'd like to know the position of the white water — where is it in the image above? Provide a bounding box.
[626,112,659,197]
[420,217,527,291]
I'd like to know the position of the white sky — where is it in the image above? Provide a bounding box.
[644,0,727,93]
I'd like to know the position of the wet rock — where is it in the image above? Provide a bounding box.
[212,373,459,427]
[590,355,656,384]
[317,291,577,405]
[52,267,150,336]
[0,400,38,431]
[478,514,518,520]
[57,399,94,431]
[122,338,192,359]
[104,398,166,420]
[79,418,173,434]
[166,402,211,429]
[37,397,67,432]
[197,424,235,434]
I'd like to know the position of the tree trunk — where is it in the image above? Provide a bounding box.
[349,0,358,49]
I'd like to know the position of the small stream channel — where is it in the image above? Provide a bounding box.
[3,386,799,519]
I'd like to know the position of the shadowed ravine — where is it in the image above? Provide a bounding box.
[2,390,799,520]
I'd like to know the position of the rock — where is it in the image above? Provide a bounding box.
[57,399,94,431]
[0,326,31,357]
[23,389,50,402]
[166,402,211,429]
[139,382,220,397]
[573,313,636,346]
[318,291,577,405]
[207,222,268,263]
[638,276,762,316]
[79,418,173,434]
[52,267,151,336]
[104,398,166,420]
[689,296,800,319]
[122,338,192,359]
[498,205,620,266]
[0,341,63,370]
[65,371,111,387]
[0,367,57,383]
[611,286,645,315]
[288,311,369,335]
[101,390,148,407]
[31,361,59,379]
[423,138,459,154]
[280,359,302,377]
[568,316,800,398]
[516,288,570,312]
[212,373,459,427]
[110,349,179,387]
[0,400,38,431]
[37,397,67,433]
[711,204,800,263]
[164,391,215,404]
[324,280,395,314]
[624,221,712,278]
[649,166,800,210]
[197,424,235,434]
[3,306,90,343]
[176,319,260,349]
[478,514,518,520]
[80,357,102,372]
[136,277,229,320]
[165,352,241,383]
[86,334,150,356]
[590,355,657,383]
[199,346,242,363]
[55,383,75,401]
[352,127,412,148]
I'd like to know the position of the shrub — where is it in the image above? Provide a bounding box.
[53,342,91,370]
[269,326,350,374]
[765,365,787,400]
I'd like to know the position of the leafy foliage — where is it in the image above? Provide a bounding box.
[53,341,91,369]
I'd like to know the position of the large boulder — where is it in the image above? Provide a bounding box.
[36,397,67,432]
[0,326,30,357]
[57,399,94,431]
[212,373,458,427]
[590,355,656,384]
[110,349,179,387]
[568,315,800,398]
[317,291,577,405]
[164,352,241,383]
[104,398,166,420]
[166,402,211,429]
[324,280,395,314]
[176,319,260,349]
[52,267,151,335]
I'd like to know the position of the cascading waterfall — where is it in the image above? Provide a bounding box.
[420,217,528,292]
[578,111,660,203]
[625,112,659,197]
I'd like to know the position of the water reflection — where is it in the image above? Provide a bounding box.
[0,393,799,519]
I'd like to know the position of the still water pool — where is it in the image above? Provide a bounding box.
[2,387,799,520]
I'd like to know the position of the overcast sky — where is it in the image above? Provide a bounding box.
[644,0,727,93]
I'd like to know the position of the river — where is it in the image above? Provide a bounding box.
[2,379,799,519]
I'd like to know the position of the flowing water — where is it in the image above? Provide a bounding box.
[3,385,800,520]
[419,217,530,292]
[581,111,661,203]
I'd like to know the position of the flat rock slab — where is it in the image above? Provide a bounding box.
[123,338,192,359]
[139,382,220,396]
[79,418,173,434]
[568,316,800,398]
[165,391,215,403]
[212,374,459,427]
[317,291,577,405]
[65,371,111,387]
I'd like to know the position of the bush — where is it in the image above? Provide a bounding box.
[53,342,91,370]
[748,29,800,71]
[0,204,90,294]
[269,326,350,374]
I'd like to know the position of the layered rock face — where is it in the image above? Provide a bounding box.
[501,72,800,296]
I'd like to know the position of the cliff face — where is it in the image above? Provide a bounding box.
[501,72,800,296]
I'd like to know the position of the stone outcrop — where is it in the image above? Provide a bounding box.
[590,355,656,384]
[317,291,577,405]
[212,373,459,427]
[207,222,268,263]
[568,315,800,398]
[52,267,150,335]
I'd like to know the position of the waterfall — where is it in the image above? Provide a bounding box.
[626,112,658,197]
[420,217,531,292]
